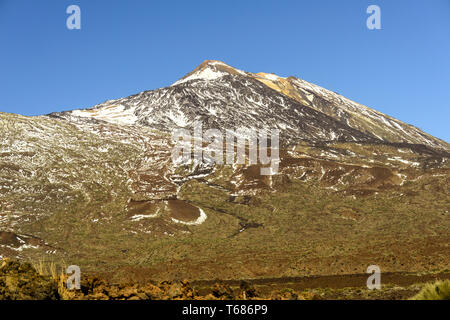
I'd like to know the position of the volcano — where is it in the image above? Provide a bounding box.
[0,60,448,282]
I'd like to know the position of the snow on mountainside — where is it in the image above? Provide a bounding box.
[50,60,448,150]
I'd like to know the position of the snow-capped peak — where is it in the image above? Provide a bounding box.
[172,66,226,85]
[50,60,449,150]
[172,60,246,86]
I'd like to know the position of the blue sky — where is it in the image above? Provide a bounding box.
[0,0,449,142]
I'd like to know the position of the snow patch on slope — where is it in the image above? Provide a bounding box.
[72,105,138,125]
[171,207,207,225]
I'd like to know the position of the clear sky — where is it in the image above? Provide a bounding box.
[0,0,449,142]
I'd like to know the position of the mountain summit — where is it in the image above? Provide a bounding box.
[172,60,248,85]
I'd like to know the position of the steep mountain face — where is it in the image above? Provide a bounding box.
[251,72,448,149]
[1,60,449,281]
